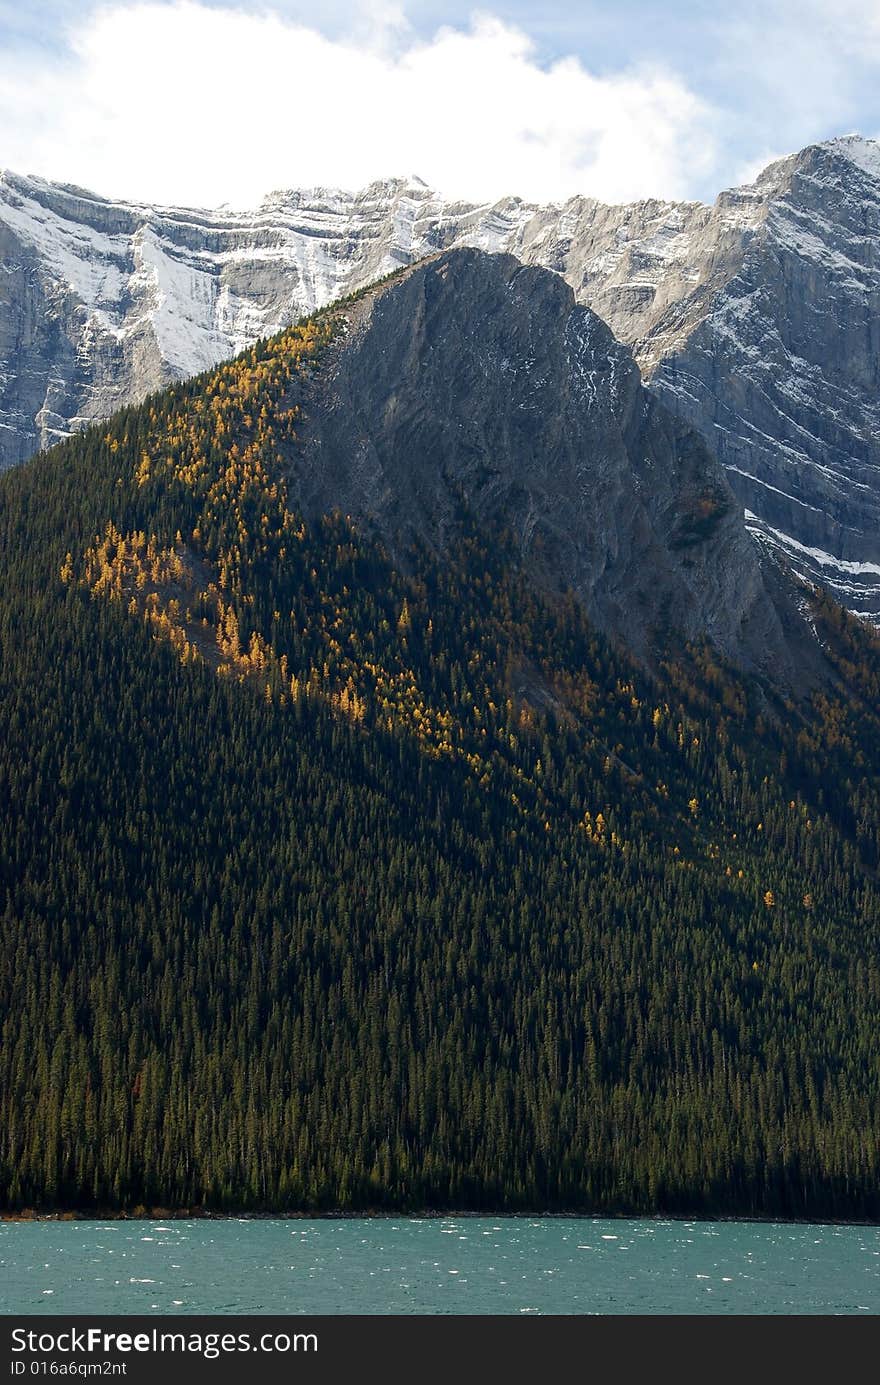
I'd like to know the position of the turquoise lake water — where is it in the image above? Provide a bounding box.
[1,1217,878,1315]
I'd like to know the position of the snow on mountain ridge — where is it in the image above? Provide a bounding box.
[825,134,880,179]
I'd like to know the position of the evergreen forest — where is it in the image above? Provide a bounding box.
[1,297,880,1218]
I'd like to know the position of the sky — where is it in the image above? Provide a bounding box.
[0,0,879,208]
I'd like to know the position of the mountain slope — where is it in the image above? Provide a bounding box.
[2,253,880,1216]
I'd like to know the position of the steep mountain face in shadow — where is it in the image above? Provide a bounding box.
[289,250,815,683]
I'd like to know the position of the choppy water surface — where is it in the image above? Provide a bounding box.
[1,1217,878,1314]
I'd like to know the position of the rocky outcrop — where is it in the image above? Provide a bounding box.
[291,250,812,682]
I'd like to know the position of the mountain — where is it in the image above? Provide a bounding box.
[286,250,809,681]
[2,251,880,1217]
[0,168,471,464]
[626,138,880,624]
[2,138,880,619]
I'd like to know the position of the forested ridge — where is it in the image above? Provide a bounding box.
[2,290,880,1218]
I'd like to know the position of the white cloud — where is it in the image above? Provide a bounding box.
[0,1,719,207]
[816,0,880,57]
[709,0,880,155]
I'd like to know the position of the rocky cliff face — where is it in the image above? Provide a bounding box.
[1,140,879,619]
[289,250,811,682]
[0,169,534,467]
[641,140,880,622]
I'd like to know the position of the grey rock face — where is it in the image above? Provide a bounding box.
[642,141,880,622]
[0,169,524,466]
[2,140,879,621]
[292,250,808,682]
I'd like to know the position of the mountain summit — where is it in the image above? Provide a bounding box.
[286,250,807,680]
